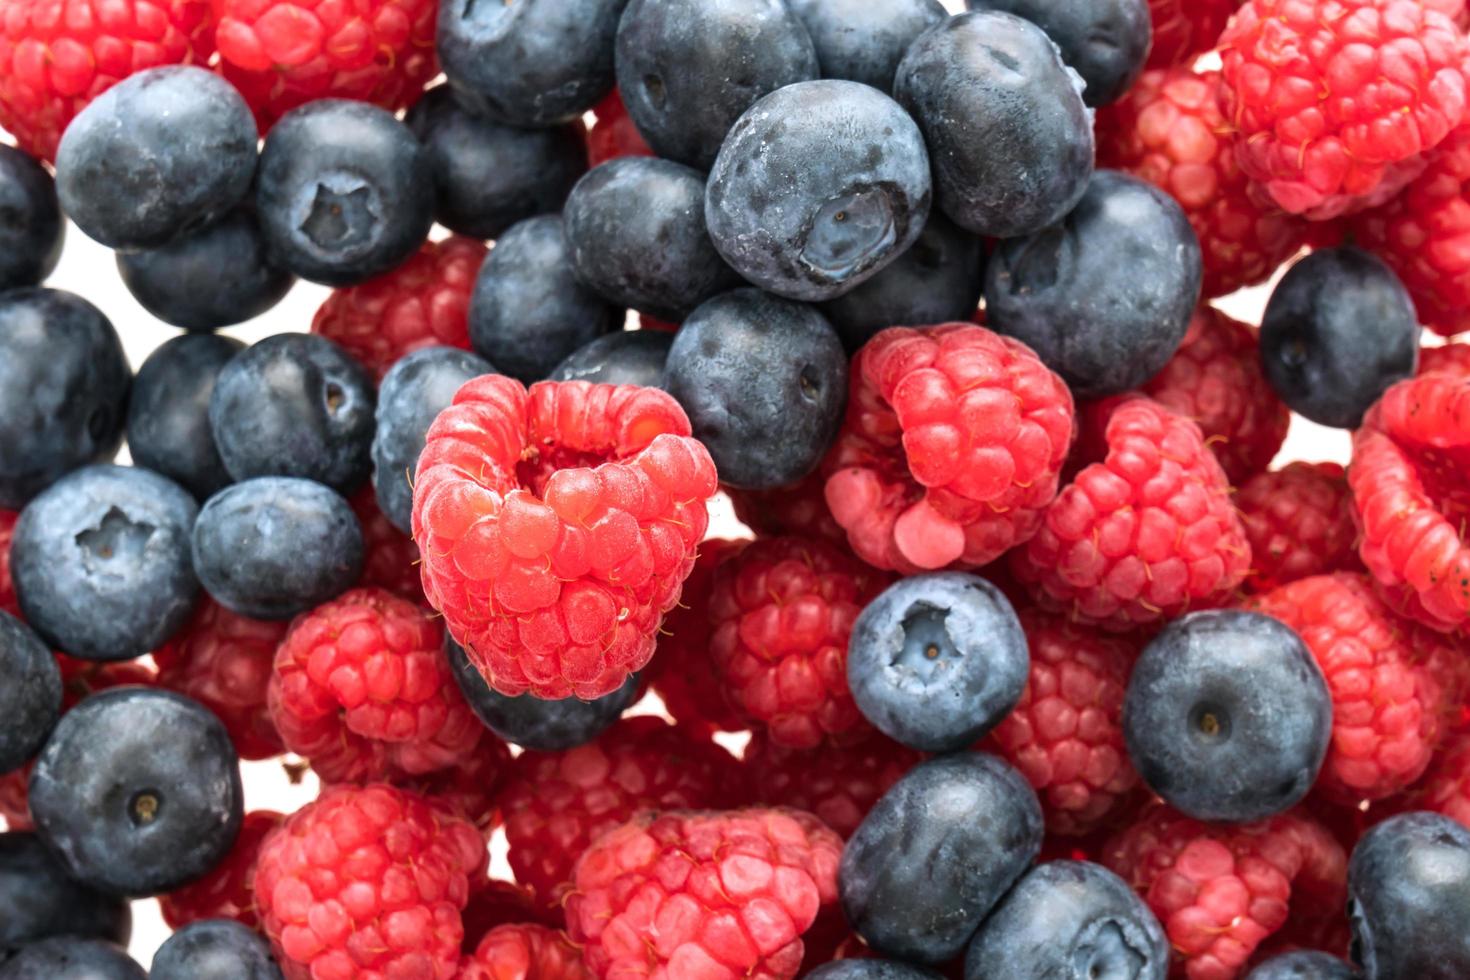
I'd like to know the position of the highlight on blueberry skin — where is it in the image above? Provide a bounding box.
[150,919,283,980]
[0,613,60,776]
[550,330,673,389]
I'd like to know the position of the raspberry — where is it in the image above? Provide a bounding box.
[1097,68,1309,300]
[460,878,551,952]
[499,716,741,907]
[1011,397,1251,630]
[0,0,215,160]
[159,809,283,930]
[460,923,591,980]
[311,236,486,382]
[350,487,424,602]
[1421,342,1470,376]
[393,733,511,832]
[743,731,919,839]
[1103,803,1348,980]
[1218,0,1470,219]
[0,508,16,617]
[823,324,1075,574]
[587,88,653,169]
[565,808,843,979]
[253,783,487,980]
[726,469,848,546]
[1146,0,1239,69]
[1237,463,1361,593]
[1401,730,1470,829]
[412,376,718,700]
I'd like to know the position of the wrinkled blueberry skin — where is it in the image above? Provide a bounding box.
[1347,812,1470,979]
[255,100,434,287]
[151,920,282,980]
[468,215,620,383]
[373,347,496,535]
[0,833,131,951]
[1245,951,1360,980]
[192,477,364,621]
[566,157,742,320]
[615,0,820,170]
[116,209,295,331]
[406,86,589,240]
[0,288,130,510]
[0,146,62,291]
[0,615,60,774]
[0,938,145,979]
[1260,248,1419,430]
[807,962,943,980]
[665,288,847,490]
[29,688,244,898]
[964,861,1168,980]
[966,0,1152,107]
[550,330,673,388]
[895,11,1094,239]
[127,334,245,501]
[986,171,1202,398]
[788,0,946,92]
[13,465,200,663]
[210,333,377,494]
[1124,610,1331,823]
[840,753,1043,964]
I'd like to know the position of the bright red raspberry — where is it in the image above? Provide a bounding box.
[311,236,485,382]
[460,923,591,980]
[159,809,283,930]
[587,88,653,169]
[349,487,423,601]
[1012,397,1251,630]
[254,783,487,980]
[743,731,919,839]
[0,508,16,617]
[1421,342,1470,376]
[1237,463,1360,593]
[727,469,848,546]
[1218,0,1470,219]
[412,376,718,700]
[499,716,741,907]
[566,808,843,979]
[1401,730,1470,829]
[824,324,1075,574]
[1104,804,1348,980]
[1146,0,1239,68]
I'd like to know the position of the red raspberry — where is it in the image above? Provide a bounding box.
[1421,342,1470,376]
[349,487,423,601]
[1103,803,1348,980]
[254,783,487,980]
[460,923,591,980]
[311,236,485,382]
[0,0,215,160]
[1218,0,1470,219]
[587,88,653,169]
[726,469,848,546]
[412,376,718,700]
[1011,397,1251,630]
[460,878,552,952]
[159,809,283,930]
[1237,463,1360,593]
[565,808,843,979]
[742,731,920,839]
[824,324,1075,574]
[1146,0,1239,68]
[499,716,741,907]
[1401,730,1470,829]
[0,508,16,617]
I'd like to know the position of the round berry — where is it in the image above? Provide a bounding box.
[966,0,1152,107]
[0,832,130,950]
[0,145,62,292]
[126,334,244,502]
[0,614,59,775]
[150,920,281,980]
[1245,951,1358,980]
[0,937,145,979]
[808,962,943,980]
[787,0,945,92]
[550,330,672,389]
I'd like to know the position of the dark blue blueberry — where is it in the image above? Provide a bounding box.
[614,0,819,170]
[964,860,1168,980]
[894,11,1094,239]
[255,99,433,287]
[0,832,131,951]
[126,333,245,501]
[806,962,943,980]
[1245,951,1360,980]
[405,85,589,239]
[1260,248,1420,430]
[151,920,282,980]
[1347,812,1470,979]
[550,330,672,388]
[192,476,364,620]
[468,214,620,383]
[115,209,295,331]
[29,688,243,897]
[1123,610,1331,823]
[373,346,496,535]
[0,614,60,774]
[787,0,946,92]
[55,66,256,250]
[0,938,144,979]
[12,465,199,662]
[566,157,742,320]
[985,170,1202,398]
[664,288,846,489]
[840,753,1043,964]
[0,145,62,292]
[848,573,1027,753]
[448,638,636,750]
[0,288,130,510]
[209,333,377,494]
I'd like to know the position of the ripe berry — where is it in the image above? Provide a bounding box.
[744,731,921,839]
[1146,0,1238,69]
[459,923,590,979]
[0,614,58,775]
[550,330,673,390]
[149,919,280,980]
[158,810,282,930]
[0,831,130,950]
[788,0,945,92]
[0,145,62,292]
[1237,463,1360,593]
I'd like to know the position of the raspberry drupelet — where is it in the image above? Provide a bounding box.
[460,923,591,980]
[742,731,921,839]
[1400,730,1470,830]
[0,508,16,617]
[586,88,654,169]
[350,487,424,602]
[1421,342,1470,377]
[459,878,553,951]
[1237,463,1360,593]
[159,809,284,930]
[726,469,849,547]
[1146,0,1240,69]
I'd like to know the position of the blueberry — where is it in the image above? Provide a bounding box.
[0,614,60,774]
[255,100,434,286]
[1245,951,1360,980]
[787,0,946,92]
[13,465,199,662]
[986,170,1202,398]
[373,346,496,535]
[1123,610,1331,823]
[0,145,62,291]
[405,85,589,239]
[209,333,377,494]
[664,288,846,489]
[468,214,620,383]
[0,833,130,951]
[1347,812,1470,979]
[115,208,295,331]
[550,330,673,388]
[151,920,282,980]
[1260,248,1419,430]
[806,962,943,980]
[840,753,1043,964]
[0,938,145,980]
[565,157,742,320]
[964,860,1168,980]
[0,288,130,510]
[192,476,364,620]
[847,573,1028,753]
[894,11,1094,238]
[614,0,820,170]
[126,334,245,501]
[55,66,256,251]
[447,638,636,750]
